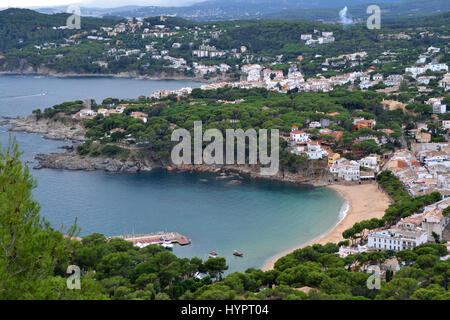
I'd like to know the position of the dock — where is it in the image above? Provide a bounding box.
[107,232,191,247]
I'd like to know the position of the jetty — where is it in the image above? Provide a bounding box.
[107,232,191,247]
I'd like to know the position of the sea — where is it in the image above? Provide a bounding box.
[0,75,344,273]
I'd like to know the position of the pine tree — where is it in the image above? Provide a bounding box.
[0,138,79,299]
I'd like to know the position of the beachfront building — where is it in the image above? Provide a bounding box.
[368,228,427,251]
[359,156,380,172]
[330,158,360,181]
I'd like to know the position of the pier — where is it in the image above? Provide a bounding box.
[107,232,191,247]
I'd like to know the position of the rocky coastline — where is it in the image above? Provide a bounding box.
[34,152,158,173]
[33,151,332,187]
[4,115,87,141]
[3,115,333,186]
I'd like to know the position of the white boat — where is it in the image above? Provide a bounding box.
[208,250,218,258]
[161,238,174,250]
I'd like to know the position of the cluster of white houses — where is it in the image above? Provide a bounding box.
[338,202,449,281]
[300,31,335,46]
[238,62,392,93]
[329,156,380,181]
[150,87,193,99]
[387,145,450,199]
[286,125,381,180]
[73,104,149,123]
[368,198,450,251]
[339,198,449,263]
[288,126,329,160]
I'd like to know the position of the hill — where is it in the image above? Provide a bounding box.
[35,0,403,21]
[0,8,121,52]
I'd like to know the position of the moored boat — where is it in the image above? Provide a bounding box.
[209,250,218,258]
[161,238,174,250]
[233,250,243,257]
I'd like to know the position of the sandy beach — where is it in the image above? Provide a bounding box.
[261,183,391,271]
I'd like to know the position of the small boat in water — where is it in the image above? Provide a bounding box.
[209,250,218,258]
[233,250,243,257]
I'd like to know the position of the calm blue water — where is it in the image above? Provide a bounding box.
[0,75,344,272]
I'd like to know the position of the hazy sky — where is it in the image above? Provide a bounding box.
[0,0,204,8]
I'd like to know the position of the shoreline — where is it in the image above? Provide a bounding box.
[261,183,390,271]
[1,117,332,186]
[0,70,220,83]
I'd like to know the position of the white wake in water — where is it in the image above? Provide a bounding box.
[0,92,47,100]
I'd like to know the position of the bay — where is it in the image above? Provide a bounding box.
[0,75,344,272]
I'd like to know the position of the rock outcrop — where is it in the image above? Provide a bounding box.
[34,152,158,173]
[7,115,86,141]
[33,150,332,186]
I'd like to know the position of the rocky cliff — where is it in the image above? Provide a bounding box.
[34,150,332,186]
[6,114,333,185]
[34,152,159,173]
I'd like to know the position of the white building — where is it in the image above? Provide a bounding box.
[115,105,126,114]
[426,97,447,114]
[433,104,447,114]
[306,141,328,160]
[438,73,450,91]
[338,245,368,258]
[290,127,310,143]
[241,64,263,82]
[359,156,380,172]
[309,121,321,128]
[130,111,148,123]
[78,108,96,118]
[318,36,335,44]
[421,199,450,241]
[426,63,448,72]
[301,34,312,40]
[368,228,428,251]
[384,74,403,86]
[443,120,450,129]
[330,159,360,181]
[97,108,109,116]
